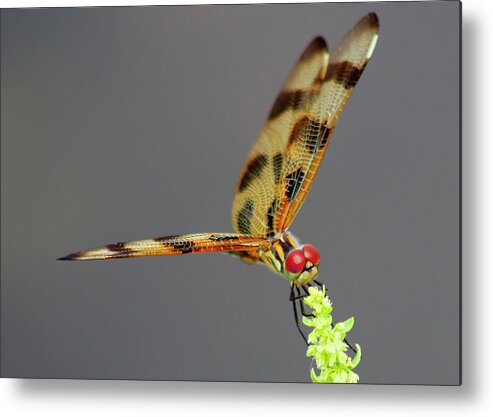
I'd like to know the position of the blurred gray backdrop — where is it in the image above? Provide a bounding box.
[1,2,460,384]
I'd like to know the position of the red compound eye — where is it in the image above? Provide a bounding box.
[303,244,320,265]
[285,249,306,274]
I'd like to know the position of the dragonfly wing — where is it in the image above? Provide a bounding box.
[276,13,380,231]
[232,37,329,238]
[59,233,269,261]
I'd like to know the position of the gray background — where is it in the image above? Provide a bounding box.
[1,2,460,384]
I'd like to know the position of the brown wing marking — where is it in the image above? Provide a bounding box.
[276,12,380,231]
[231,37,329,238]
[58,233,269,261]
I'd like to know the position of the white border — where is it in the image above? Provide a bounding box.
[2,0,492,416]
[1,0,363,7]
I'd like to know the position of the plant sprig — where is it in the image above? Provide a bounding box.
[302,286,361,383]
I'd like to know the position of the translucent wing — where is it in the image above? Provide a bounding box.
[58,233,269,261]
[232,37,329,238]
[275,13,380,231]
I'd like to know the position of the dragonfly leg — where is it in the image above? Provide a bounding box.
[289,286,306,301]
[299,285,314,317]
[290,284,357,352]
[290,285,308,345]
[301,284,310,296]
[344,338,357,354]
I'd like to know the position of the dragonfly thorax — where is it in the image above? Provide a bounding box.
[260,232,320,286]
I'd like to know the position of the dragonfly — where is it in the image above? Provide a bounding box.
[59,13,379,344]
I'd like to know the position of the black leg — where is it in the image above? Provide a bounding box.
[289,288,307,301]
[289,283,357,353]
[301,285,310,296]
[289,284,295,301]
[344,337,357,354]
[290,285,308,345]
[298,285,314,317]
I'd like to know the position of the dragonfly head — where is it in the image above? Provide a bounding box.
[284,244,320,285]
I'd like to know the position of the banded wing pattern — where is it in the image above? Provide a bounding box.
[232,13,379,234]
[232,37,329,238]
[277,13,379,230]
[58,233,269,261]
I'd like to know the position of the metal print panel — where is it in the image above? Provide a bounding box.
[1,2,461,384]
